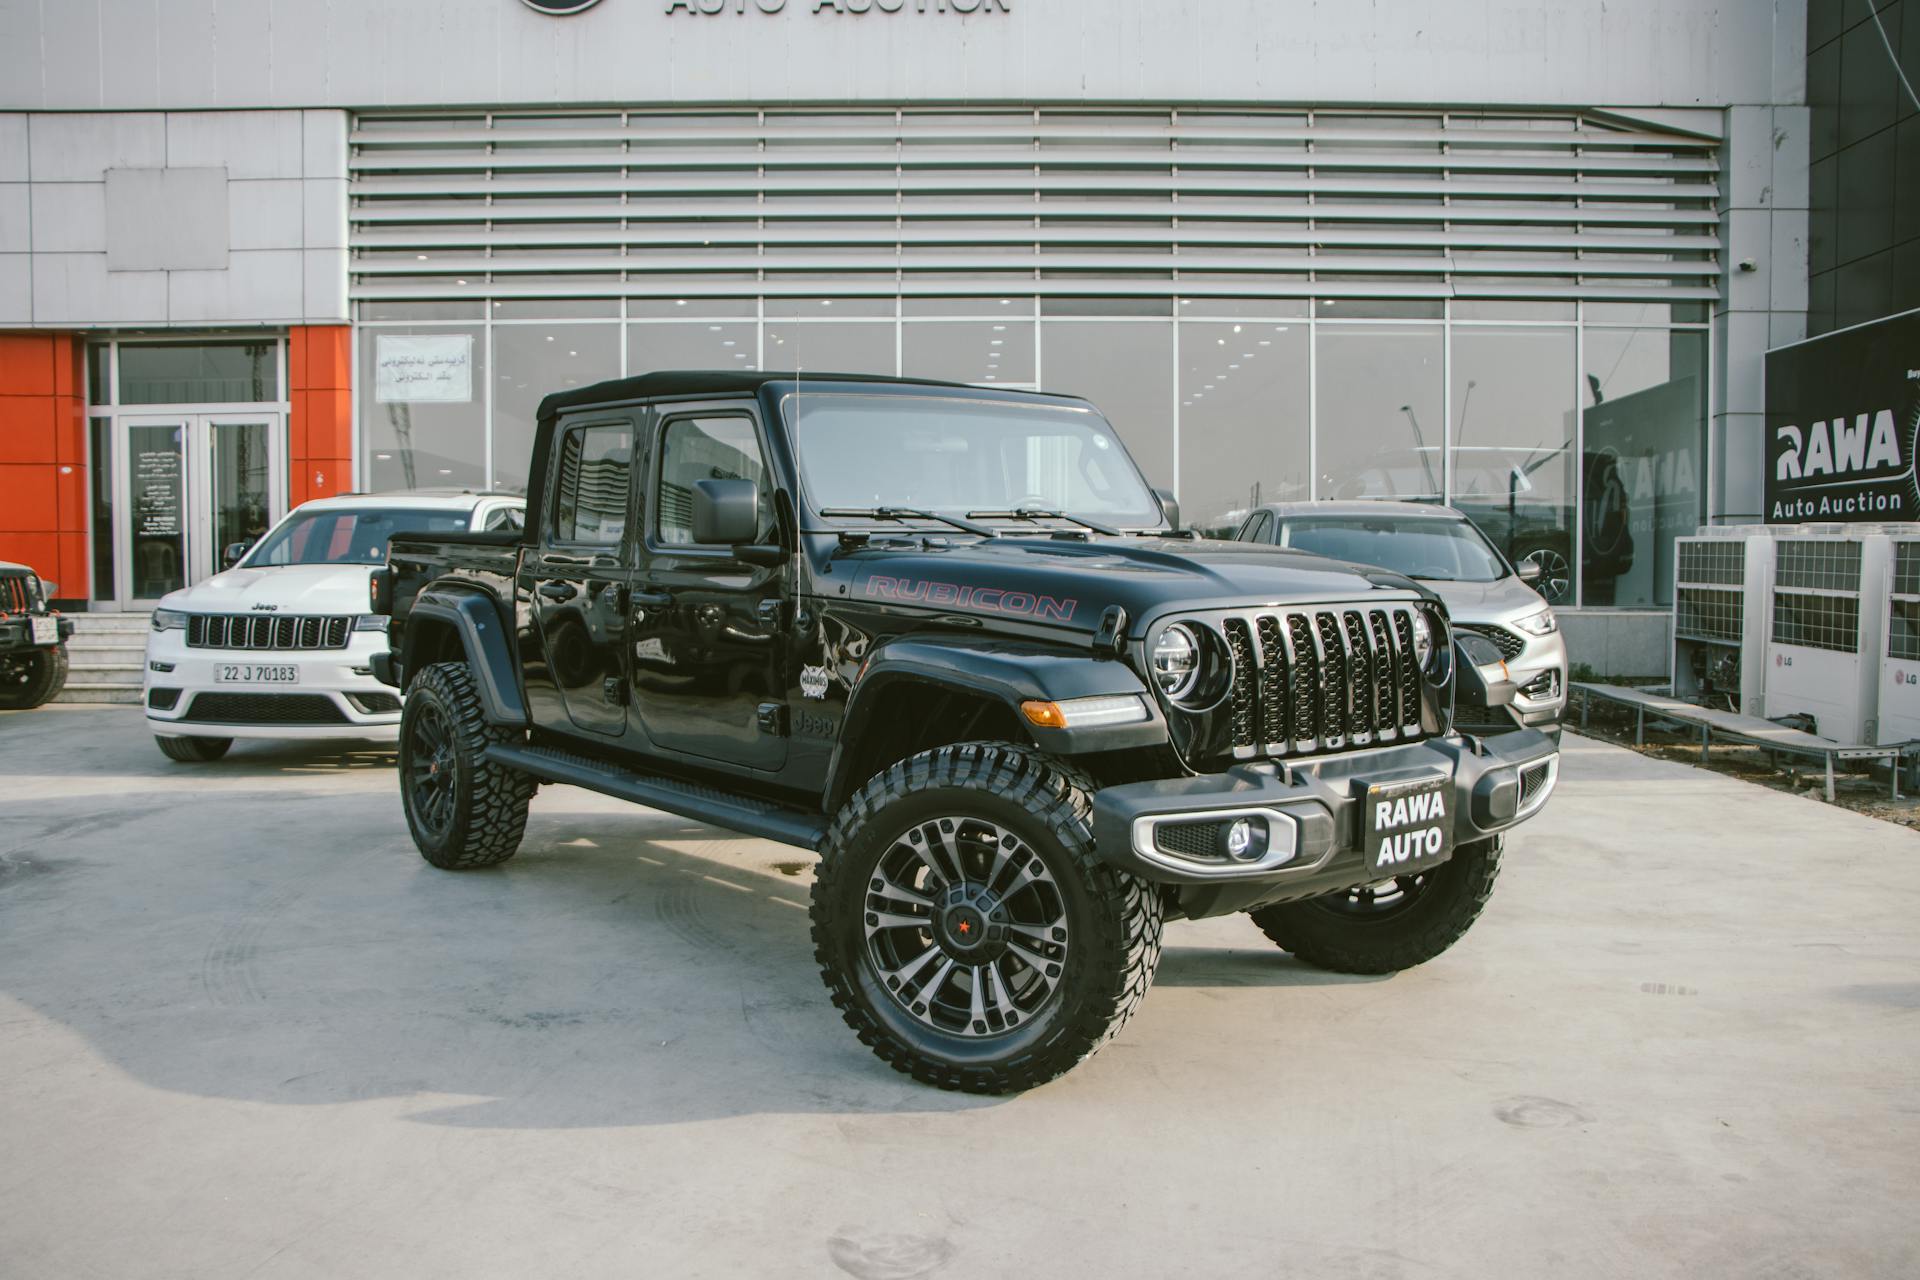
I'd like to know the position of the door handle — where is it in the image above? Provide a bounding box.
[630,589,673,609]
[537,581,578,602]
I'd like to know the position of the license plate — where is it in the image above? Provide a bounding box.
[216,664,299,684]
[30,617,56,645]
[1362,774,1453,876]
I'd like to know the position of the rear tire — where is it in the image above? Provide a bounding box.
[399,661,534,870]
[1248,837,1502,975]
[155,734,232,763]
[811,742,1163,1094]
[0,644,68,709]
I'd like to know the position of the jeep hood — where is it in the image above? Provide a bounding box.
[825,535,1425,633]
[159,563,375,615]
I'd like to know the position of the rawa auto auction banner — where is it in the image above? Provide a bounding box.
[1764,309,1920,523]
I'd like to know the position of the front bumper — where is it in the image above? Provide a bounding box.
[1091,728,1558,920]
[1506,628,1569,726]
[142,626,402,741]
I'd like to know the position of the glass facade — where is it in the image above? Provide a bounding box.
[358,298,1706,607]
[351,105,1718,609]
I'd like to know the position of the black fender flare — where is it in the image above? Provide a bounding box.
[402,584,528,727]
[823,635,1167,805]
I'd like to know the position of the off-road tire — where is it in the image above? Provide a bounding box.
[811,742,1163,1094]
[0,643,68,709]
[155,734,232,762]
[1248,836,1503,975]
[400,661,535,870]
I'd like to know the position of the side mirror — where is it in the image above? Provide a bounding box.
[691,478,761,546]
[223,541,252,569]
[1153,487,1181,533]
[1516,559,1543,585]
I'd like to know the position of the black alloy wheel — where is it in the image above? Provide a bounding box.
[864,815,1071,1039]
[405,697,459,842]
[398,662,535,870]
[812,742,1163,1095]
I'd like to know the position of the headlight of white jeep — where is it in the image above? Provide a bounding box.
[150,609,188,632]
[1513,608,1557,636]
[1150,623,1202,700]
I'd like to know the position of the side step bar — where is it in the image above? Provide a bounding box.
[484,742,828,852]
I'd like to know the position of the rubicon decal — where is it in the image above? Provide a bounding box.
[863,574,1076,623]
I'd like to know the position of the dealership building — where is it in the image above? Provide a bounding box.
[0,0,1818,671]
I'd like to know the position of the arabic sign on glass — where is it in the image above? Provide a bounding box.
[375,334,475,404]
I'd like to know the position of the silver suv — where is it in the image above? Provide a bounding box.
[1233,501,1568,735]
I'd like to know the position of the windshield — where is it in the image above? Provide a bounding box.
[244,508,472,567]
[785,393,1162,527]
[1278,515,1511,583]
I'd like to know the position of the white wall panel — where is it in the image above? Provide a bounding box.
[28,182,107,254]
[0,116,27,183]
[0,185,28,254]
[0,253,28,323]
[0,0,1804,113]
[167,112,305,180]
[229,179,305,251]
[167,249,304,323]
[27,114,165,183]
[30,252,167,325]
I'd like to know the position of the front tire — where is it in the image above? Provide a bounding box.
[0,644,68,709]
[399,662,535,870]
[811,742,1164,1094]
[1248,837,1502,975]
[155,734,232,763]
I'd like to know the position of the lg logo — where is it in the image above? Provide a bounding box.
[520,0,604,13]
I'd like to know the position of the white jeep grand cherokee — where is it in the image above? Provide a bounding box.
[144,491,524,762]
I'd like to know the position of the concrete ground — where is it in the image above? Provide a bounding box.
[2,707,1915,1280]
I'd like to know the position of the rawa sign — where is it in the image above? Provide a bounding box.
[1764,309,1920,523]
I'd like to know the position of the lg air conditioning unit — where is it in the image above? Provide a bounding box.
[1672,528,1770,714]
[1761,532,1893,745]
[1881,538,1920,744]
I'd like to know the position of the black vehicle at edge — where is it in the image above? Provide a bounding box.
[373,371,1560,1093]
[0,561,73,709]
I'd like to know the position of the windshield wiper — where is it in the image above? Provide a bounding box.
[819,507,999,538]
[966,508,1124,538]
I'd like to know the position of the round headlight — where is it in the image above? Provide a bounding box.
[1150,623,1202,700]
[1409,608,1432,669]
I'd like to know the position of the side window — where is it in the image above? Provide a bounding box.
[482,505,524,533]
[656,414,771,547]
[551,422,634,545]
[1238,512,1272,543]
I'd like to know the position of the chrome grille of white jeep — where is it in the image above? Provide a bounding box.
[1219,604,1425,759]
[186,615,353,651]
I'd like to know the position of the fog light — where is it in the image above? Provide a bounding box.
[1222,816,1269,862]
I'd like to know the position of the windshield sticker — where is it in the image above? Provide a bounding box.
[863,574,1076,623]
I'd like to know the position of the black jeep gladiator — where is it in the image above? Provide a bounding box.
[375,371,1559,1093]
[0,561,73,709]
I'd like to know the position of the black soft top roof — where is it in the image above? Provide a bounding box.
[536,369,997,422]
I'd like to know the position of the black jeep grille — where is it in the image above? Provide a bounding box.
[187,614,352,651]
[1216,604,1428,759]
[183,693,349,725]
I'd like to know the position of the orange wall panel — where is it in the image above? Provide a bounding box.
[0,335,57,398]
[307,327,352,391]
[0,464,59,532]
[305,389,352,459]
[0,531,60,578]
[0,395,57,464]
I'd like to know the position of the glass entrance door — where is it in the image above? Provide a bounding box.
[115,414,284,607]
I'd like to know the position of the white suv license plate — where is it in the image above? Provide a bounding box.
[216,664,300,685]
[30,616,57,645]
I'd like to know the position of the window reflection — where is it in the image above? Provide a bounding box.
[494,324,622,494]
[1315,324,1444,501]
[1041,321,1175,489]
[1581,328,1707,606]
[1449,326,1577,604]
[1179,321,1308,537]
